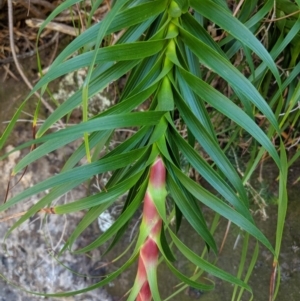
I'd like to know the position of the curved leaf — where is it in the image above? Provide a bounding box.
[13,111,165,173]
[178,68,281,169]
[37,60,139,137]
[177,26,280,133]
[36,40,165,90]
[169,230,253,295]
[0,148,147,212]
[170,164,274,253]
[173,88,249,207]
[54,171,143,214]
[168,126,253,222]
[72,177,146,254]
[190,0,281,87]
[167,172,217,252]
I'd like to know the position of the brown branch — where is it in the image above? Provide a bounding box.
[7,0,56,113]
[26,18,80,37]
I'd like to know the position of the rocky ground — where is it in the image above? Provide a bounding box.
[0,127,115,301]
[0,49,116,300]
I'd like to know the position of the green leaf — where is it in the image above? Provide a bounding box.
[61,130,112,172]
[167,171,217,252]
[157,77,174,111]
[237,241,259,300]
[37,40,164,90]
[180,13,225,56]
[177,26,280,133]
[36,60,139,136]
[37,0,82,37]
[103,173,150,255]
[48,0,167,73]
[0,100,26,149]
[34,253,138,297]
[173,88,249,207]
[190,0,281,87]
[109,0,168,34]
[13,111,165,173]
[168,126,253,222]
[0,148,147,212]
[55,171,143,214]
[159,226,176,262]
[169,230,253,294]
[7,84,156,169]
[122,53,165,99]
[178,68,281,169]
[3,180,83,239]
[72,176,147,254]
[274,142,288,258]
[171,164,274,253]
[163,257,214,291]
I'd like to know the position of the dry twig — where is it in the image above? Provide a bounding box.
[7,0,56,113]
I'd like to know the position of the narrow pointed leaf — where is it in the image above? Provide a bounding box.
[0,148,147,211]
[169,231,253,294]
[178,68,281,169]
[190,0,281,87]
[174,89,249,207]
[170,164,274,253]
[177,26,280,133]
[169,127,253,221]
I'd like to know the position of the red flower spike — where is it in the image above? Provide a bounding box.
[149,157,166,190]
[132,157,166,301]
[137,282,151,301]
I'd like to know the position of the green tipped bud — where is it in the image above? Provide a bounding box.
[157,76,174,111]
[165,38,180,67]
[166,39,176,56]
[163,56,174,71]
[168,1,181,18]
[166,22,178,38]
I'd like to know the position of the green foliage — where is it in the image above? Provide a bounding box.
[1,0,299,299]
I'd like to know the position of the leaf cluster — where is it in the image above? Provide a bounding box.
[0,0,297,299]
